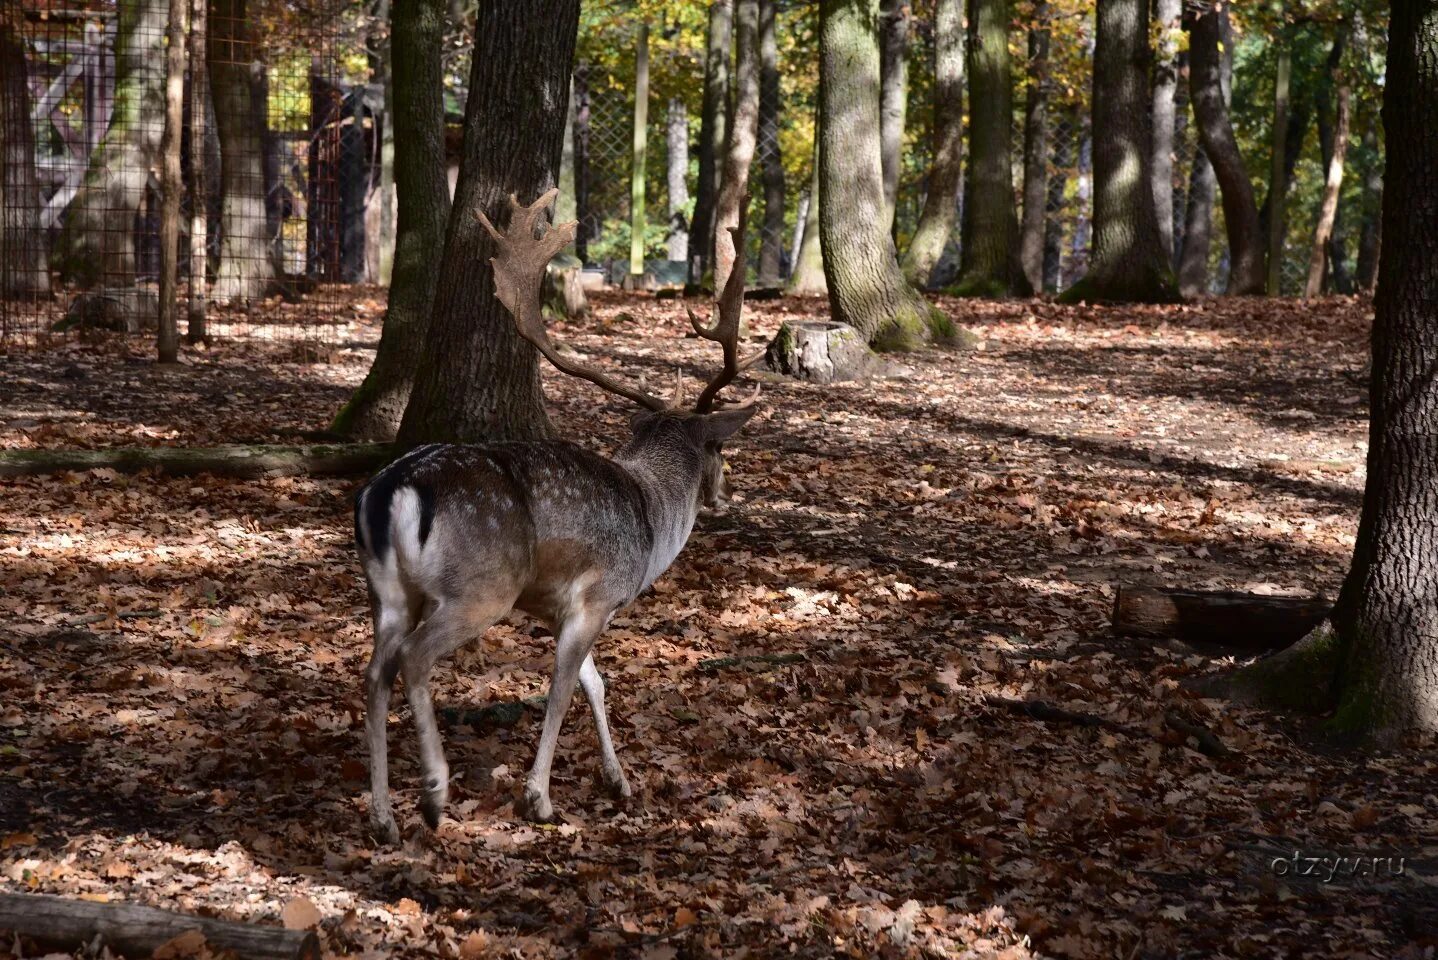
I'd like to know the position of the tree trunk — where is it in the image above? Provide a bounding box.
[1315,27,1353,293]
[1306,83,1349,297]
[1266,41,1291,294]
[1177,33,1229,298]
[666,96,689,263]
[901,0,964,288]
[1170,50,1189,263]
[1321,0,1438,738]
[757,0,785,285]
[1113,585,1329,651]
[396,0,579,444]
[788,134,826,294]
[1041,107,1071,292]
[955,0,1029,297]
[690,0,732,285]
[550,77,589,318]
[370,0,397,285]
[210,0,278,304]
[330,0,450,441]
[1151,0,1181,259]
[1256,92,1312,243]
[878,0,909,232]
[1066,123,1092,287]
[1355,115,1382,291]
[54,0,168,287]
[1058,0,1177,304]
[0,23,50,298]
[157,0,187,363]
[713,0,760,296]
[1186,2,1264,295]
[629,23,650,281]
[187,0,209,342]
[820,0,956,349]
[1018,2,1050,293]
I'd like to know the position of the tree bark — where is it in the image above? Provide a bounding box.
[1151,0,1181,259]
[820,0,956,348]
[1306,83,1349,297]
[690,1,732,285]
[187,0,209,342]
[955,0,1029,297]
[210,0,278,304]
[330,0,450,441]
[1058,0,1177,303]
[666,96,689,263]
[788,134,826,294]
[629,23,650,280]
[1186,2,1264,295]
[901,0,964,288]
[397,1,579,444]
[53,0,168,287]
[757,0,786,285]
[878,0,909,232]
[1112,585,1329,651]
[1324,0,1438,737]
[1177,35,1229,298]
[0,893,318,960]
[0,23,50,298]
[157,0,187,363]
[1018,1,1050,293]
[1266,41,1291,294]
[713,0,760,296]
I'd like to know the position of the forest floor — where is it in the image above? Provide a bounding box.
[2,291,1435,959]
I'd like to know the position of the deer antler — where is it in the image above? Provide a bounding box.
[475,190,676,413]
[688,212,764,414]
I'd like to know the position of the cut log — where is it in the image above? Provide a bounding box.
[764,320,908,384]
[0,444,394,478]
[1112,585,1329,651]
[0,893,319,960]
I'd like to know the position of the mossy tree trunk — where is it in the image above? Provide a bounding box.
[331,0,450,441]
[396,0,580,444]
[954,0,1029,297]
[689,1,731,285]
[900,0,964,288]
[878,0,908,233]
[1,23,49,297]
[820,0,956,350]
[1017,1,1050,293]
[1058,0,1178,303]
[788,133,826,294]
[53,0,168,287]
[713,0,759,296]
[757,0,785,285]
[1186,2,1265,295]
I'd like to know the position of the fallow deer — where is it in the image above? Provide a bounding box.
[355,190,760,843]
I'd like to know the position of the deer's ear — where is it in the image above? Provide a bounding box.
[702,406,757,442]
[630,409,660,433]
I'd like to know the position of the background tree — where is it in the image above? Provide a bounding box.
[689,0,732,284]
[757,0,786,285]
[820,0,957,349]
[667,95,690,264]
[0,22,49,297]
[1151,0,1180,259]
[331,0,450,440]
[1177,29,1231,297]
[713,0,759,296]
[397,0,581,443]
[954,0,1028,297]
[788,134,827,294]
[1018,0,1051,292]
[901,0,964,287]
[878,0,909,232]
[1059,0,1177,303]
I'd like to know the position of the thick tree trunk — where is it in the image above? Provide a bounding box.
[331,0,450,441]
[901,0,964,288]
[0,25,50,297]
[820,0,956,349]
[1018,2,1050,293]
[1177,34,1229,297]
[1187,3,1264,294]
[690,1,732,285]
[1306,84,1349,297]
[629,24,650,281]
[713,0,759,296]
[757,0,785,285]
[1151,0,1181,259]
[157,0,187,362]
[788,135,826,294]
[1321,0,1438,737]
[878,0,909,232]
[210,0,278,304]
[666,96,689,263]
[1059,0,1177,304]
[396,1,579,444]
[54,0,168,287]
[955,0,1029,297]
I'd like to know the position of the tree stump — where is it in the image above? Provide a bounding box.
[764,320,903,383]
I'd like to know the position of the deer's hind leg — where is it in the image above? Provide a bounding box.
[365,580,422,846]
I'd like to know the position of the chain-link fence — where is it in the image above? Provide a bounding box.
[0,0,358,347]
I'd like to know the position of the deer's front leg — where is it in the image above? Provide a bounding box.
[518,611,606,823]
[579,653,629,801]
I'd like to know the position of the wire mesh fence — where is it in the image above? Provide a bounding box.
[0,0,357,348]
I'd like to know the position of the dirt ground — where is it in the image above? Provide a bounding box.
[1,291,1434,959]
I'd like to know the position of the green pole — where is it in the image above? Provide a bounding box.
[629,23,650,279]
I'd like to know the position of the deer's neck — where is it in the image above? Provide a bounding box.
[618,445,702,590]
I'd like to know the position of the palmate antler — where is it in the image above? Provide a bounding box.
[478,190,759,415]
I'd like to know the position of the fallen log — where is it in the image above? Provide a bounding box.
[0,893,319,960]
[1112,585,1329,651]
[0,444,393,479]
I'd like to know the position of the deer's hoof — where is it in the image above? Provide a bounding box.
[371,811,401,847]
[516,784,557,824]
[603,767,632,802]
